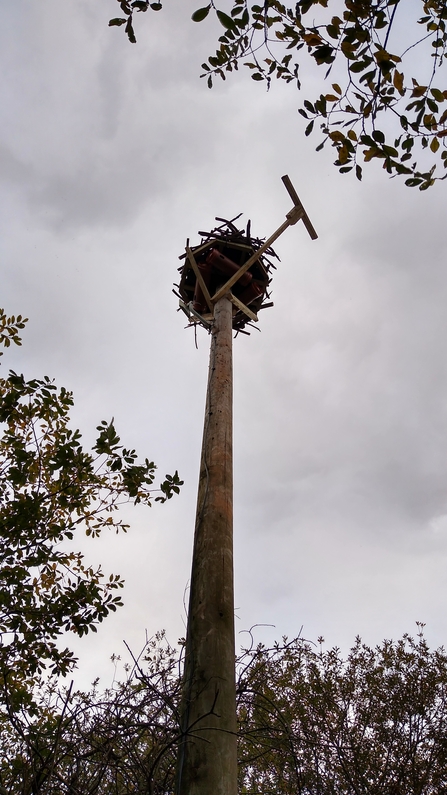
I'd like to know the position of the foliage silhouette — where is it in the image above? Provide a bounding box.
[110,0,447,189]
[0,312,182,714]
[3,626,447,794]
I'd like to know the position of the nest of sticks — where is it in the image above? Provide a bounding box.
[175,215,279,334]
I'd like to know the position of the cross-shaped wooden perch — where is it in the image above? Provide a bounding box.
[211,174,317,304]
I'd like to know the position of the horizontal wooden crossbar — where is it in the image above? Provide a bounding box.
[281,175,318,240]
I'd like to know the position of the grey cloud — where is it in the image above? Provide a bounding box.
[3,0,447,687]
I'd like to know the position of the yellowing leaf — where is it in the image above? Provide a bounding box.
[411,83,427,98]
[393,70,404,96]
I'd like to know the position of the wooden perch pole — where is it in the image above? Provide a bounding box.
[175,175,317,795]
[177,295,237,795]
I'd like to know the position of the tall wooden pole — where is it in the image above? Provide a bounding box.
[177,295,237,795]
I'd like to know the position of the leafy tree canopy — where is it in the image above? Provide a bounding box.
[0,312,182,707]
[3,625,447,794]
[110,0,447,190]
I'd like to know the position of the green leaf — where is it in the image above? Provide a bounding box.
[192,5,210,22]
[125,17,137,42]
[305,120,314,136]
[108,17,127,26]
[216,10,235,29]
[372,129,385,143]
[431,88,444,102]
[350,60,369,73]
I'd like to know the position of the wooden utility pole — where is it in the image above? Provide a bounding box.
[177,295,237,795]
[175,176,317,795]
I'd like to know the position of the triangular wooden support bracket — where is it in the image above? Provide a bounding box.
[179,299,212,329]
[228,291,258,323]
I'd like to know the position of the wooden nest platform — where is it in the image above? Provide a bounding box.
[175,215,278,334]
[174,176,317,335]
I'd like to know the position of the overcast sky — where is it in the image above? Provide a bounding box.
[2,0,447,688]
